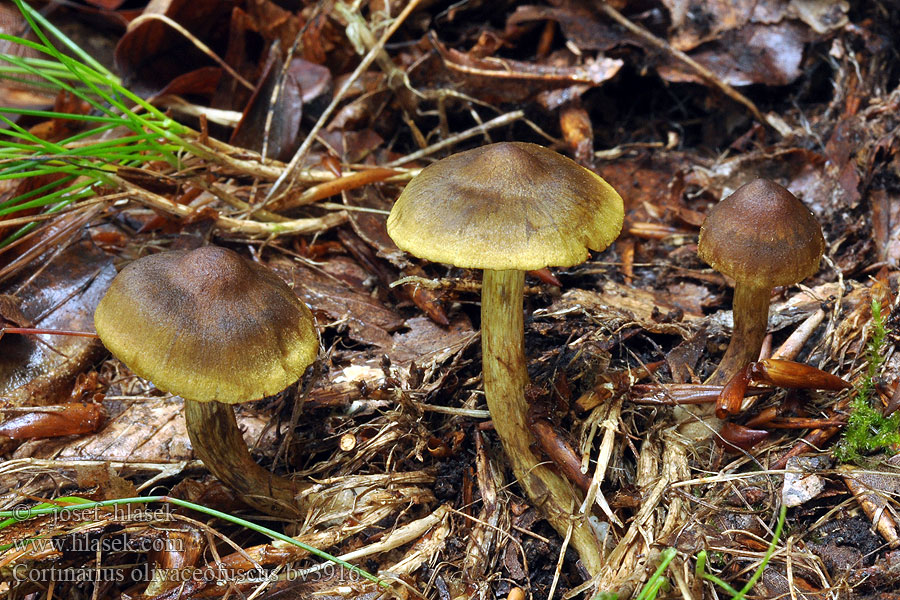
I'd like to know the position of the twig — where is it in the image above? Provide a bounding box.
[594,1,789,136]
[199,135,337,182]
[293,505,451,577]
[390,275,479,291]
[270,167,403,212]
[318,202,389,214]
[548,518,574,600]
[263,0,425,205]
[382,110,525,168]
[0,196,114,227]
[0,204,102,285]
[580,396,625,527]
[772,308,826,361]
[418,404,490,418]
[334,1,424,144]
[201,182,289,222]
[390,274,546,296]
[111,175,348,237]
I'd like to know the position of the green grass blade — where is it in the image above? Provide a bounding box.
[14,0,113,78]
[0,495,389,588]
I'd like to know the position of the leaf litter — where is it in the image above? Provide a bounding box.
[1,0,900,598]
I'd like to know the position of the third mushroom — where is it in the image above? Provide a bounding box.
[698,178,825,385]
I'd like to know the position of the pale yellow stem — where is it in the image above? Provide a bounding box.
[481,268,603,575]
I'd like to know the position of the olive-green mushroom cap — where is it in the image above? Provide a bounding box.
[94,246,319,404]
[386,142,624,271]
[698,179,825,289]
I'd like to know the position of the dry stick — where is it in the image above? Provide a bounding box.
[841,467,900,548]
[464,431,502,577]
[1,327,98,338]
[200,181,289,222]
[657,431,690,541]
[594,1,788,136]
[382,111,526,168]
[199,506,399,575]
[580,396,624,527]
[110,175,348,237]
[296,505,451,578]
[263,0,425,206]
[597,435,667,594]
[772,308,826,361]
[199,135,338,183]
[334,1,425,146]
[271,167,403,212]
[548,519,574,600]
[0,196,114,228]
[0,204,102,285]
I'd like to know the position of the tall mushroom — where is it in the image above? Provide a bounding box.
[387,142,624,574]
[698,179,824,385]
[94,246,319,518]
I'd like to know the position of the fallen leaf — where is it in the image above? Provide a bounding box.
[272,259,404,349]
[0,240,113,406]
[657,23,808,86]
[390,315,476,367]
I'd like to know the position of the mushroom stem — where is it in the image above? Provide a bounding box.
[481,269,603,575]
[707,283,771,386]
[184,399,308,518]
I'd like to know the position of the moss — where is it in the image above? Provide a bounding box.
[834,299,900,462]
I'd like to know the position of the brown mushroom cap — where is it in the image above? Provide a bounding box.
[94,246,318,404]
[386,142,624,271]
[698,179,824,288]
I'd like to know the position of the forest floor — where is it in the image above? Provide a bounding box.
[1,1,900,599]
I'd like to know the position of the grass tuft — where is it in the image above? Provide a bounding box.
[0,0,202,246]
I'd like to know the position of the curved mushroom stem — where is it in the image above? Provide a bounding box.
[481,269,603,576]
[184,399,309,518]
[706,283,771,386]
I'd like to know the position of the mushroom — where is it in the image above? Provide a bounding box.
[698,179,824,385]
[94,246,318,518]
[387,142,624,574]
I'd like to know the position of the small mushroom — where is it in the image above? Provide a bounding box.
[387,142,623,574]
[698,179,824,385]
[94,246,318,518]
